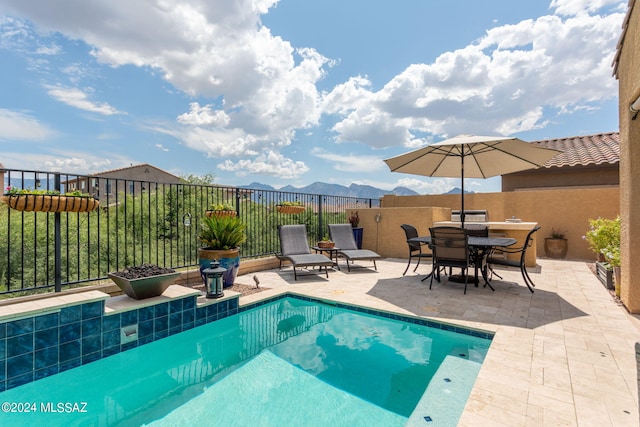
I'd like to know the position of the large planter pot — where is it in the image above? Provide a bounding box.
[352,227,363,249]
[544,238,567,259]
[107,271,180,300]
[1,194,100,213]
[198,247,240,288]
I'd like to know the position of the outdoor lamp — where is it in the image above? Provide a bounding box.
[631,94,640,120]
[202,260,226,299]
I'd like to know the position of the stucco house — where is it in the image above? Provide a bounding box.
[502,132,620,191]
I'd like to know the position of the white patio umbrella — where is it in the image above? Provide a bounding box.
[384,135,562,226]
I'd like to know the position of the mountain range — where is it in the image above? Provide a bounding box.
[240,182,473,198]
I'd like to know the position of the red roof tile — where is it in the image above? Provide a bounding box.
[529,132,620,168]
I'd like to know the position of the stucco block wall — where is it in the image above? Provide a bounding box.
[617,2,640,312]
[379,187,619,261]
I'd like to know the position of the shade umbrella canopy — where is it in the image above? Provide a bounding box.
[384,135,562,225]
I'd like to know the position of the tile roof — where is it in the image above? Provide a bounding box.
[529,132,620,168]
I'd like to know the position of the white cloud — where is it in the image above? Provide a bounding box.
[310,147,387,173]
[44,84,122,115]
[0,150,131,174]
[155,143,169,152]
[0,108,55,141]
[218,150,309,179]
[325,3,624,148]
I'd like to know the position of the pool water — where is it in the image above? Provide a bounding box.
[0,297,491,426]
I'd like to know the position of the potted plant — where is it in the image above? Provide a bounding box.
[348,211,363,249]
[2,186,100,213]
[585,216,620,293]
[317,234,335,248]
[108,263,180,300]
[276,201,305,214]
[205,203,236,218]
[198,214,247,288]
[544,228,568,258]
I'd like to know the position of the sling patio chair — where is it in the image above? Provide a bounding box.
[328,224,381,272]
[429,226,474,294]
[487,226,541,293]
[400,224,433,276]
[277,225,334,280]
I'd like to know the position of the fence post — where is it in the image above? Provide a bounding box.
[54,173,61,292]
[317,195,323,241]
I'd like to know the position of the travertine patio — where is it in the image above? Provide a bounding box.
[239,257,640,427]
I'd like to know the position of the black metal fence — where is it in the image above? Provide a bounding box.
[0,168,378,296]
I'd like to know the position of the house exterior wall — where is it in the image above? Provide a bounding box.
[502,164,619,192]
[378,187,619,261]
[617,1,640,312]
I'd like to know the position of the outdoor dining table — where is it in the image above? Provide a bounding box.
[408,235,517,289]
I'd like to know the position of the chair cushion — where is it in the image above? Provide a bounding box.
[338,249,381,260]
[283,254,334,267]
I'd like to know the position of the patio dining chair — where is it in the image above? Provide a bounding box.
[400,224,432,275]
[429,226,474,294]
[328,224,381,272]
[487,226,541,293]
[277,225,334,280]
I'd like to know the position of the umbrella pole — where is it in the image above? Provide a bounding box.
[461,154,465,227]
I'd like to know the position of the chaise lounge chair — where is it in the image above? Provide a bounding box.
[278,225,334,280]
[328,224,381,272]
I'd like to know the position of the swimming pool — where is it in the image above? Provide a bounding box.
[0,295,492,426]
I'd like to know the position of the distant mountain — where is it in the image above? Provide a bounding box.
[241,182,419,199]
[444,187,475,195]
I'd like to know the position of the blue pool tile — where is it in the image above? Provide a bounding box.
[60,305,82,324]
[7,334,34,357]
[155,303,169,318]
[0,360,5,381]
[6,318,34,337]
[103,329,120,349]
[7,353,34,379]
[82,351,102,365]
[154,330,168,340]
[169,312,182,329]
[122,341,138,352]
[169,299,183,313]
[154,316,168,332]
[35,312,59,331]
[183,309,195,324]
[60,322,81,343]
[0,322,5,339]
[0,339,5,359]
[138,306,154,322]
[138,320,154,338]
[35,365,58,381]
[7,372,33,390]
[206,304,217,319]
[82,301,104,320]
[138,335,154,346]
[0,381,4,392]
[103,346,121,358]
[183,321,194,331]
[102,314,121,332]
[82,335,101,355]
[59,340,81,362]
[35,328,59,350]
[82,317,102,337]
[168,326,181,336]
[218,300,229,314]
[59,357,80,373]
[35,347,58,370]
[228,298,238,311]
[183,296,195,311]
[195,316,206,327]
[196,306,207,321]
[120,310,138,326]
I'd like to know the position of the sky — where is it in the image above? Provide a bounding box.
[0,0,626,194]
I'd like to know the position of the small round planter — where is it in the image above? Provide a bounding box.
[544,238,568,258]
[276,205,304,214]
[1,194,100,213]
[198,247,241,288]
[317,241,335,248]
[205,210,237,218]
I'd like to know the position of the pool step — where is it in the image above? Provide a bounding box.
[405,355,482,427]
